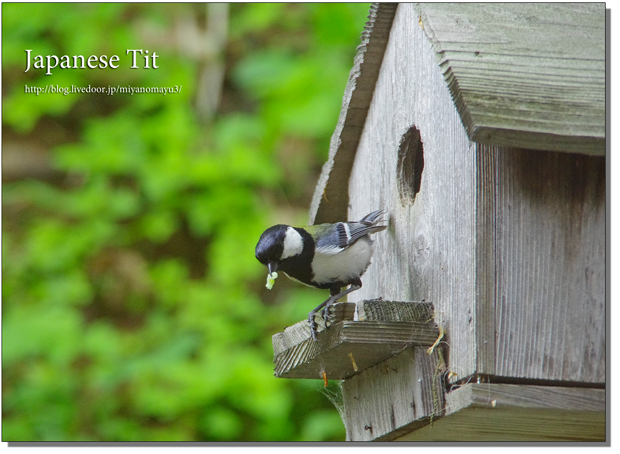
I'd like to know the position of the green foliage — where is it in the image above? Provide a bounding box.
[2,2,370,441]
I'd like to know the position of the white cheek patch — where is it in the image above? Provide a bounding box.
[282,227,304,259]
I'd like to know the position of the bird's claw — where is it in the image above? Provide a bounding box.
[321,301,333,326]
[308,312,319,341]
[308,303,332,342]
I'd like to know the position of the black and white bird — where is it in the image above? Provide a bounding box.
[255,210,388,340]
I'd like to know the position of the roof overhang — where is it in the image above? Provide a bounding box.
[310,2,605,225]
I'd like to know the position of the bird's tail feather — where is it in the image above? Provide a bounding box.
[359,210,388,228]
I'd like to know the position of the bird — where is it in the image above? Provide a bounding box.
[255,210,388,340]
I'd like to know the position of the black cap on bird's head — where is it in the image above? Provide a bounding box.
[255,224,288,274]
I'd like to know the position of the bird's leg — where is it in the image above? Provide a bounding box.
[321,285,361,323]
[308,283,361,341]
[308,295,337,341]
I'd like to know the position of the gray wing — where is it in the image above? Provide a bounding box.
[315,210,387,255]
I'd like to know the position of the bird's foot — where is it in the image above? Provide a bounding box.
[308,311,319,341]
[308,297,335,341]
[321,299,334,327]
[307,286,361,341]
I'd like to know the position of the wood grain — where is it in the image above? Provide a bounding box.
[418,3,605,155]
[347,2,605,385]
[272,301,439,380]
[348,2,478,382]
[445,382,605,413]
[474,144,497,374]
[309,3,398,225]
[492,147,606,382]
[342,346,445,441]
[394,383,605,441]
[302,2,606,441]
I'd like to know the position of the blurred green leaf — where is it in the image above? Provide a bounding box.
[2,2,369,442]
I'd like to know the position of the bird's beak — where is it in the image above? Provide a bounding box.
[268,261,279,275]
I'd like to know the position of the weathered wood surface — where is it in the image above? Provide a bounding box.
[342,346,445,441]
[490,146,606,381]
[394,383,605,441]
[272,301,438,380]
[346,2,605,386]
[417,3,605,155]
[311,3,606,227]
[475,145,606,382]
[474,144,497,375]
[347,2,478,383]
[302,2,606,441]
[445,382,605,413]
[309,3,398,225]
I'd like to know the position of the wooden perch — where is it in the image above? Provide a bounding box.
[272,300,439,380]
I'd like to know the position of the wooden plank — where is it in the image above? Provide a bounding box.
[272,301,439,380]
[356,299,435,322]
[303,2,606,443]
[474,144,497,375]
[418,3,605,155]
[342,346,445,441]
[394,383,605,441]
[309,3,398,225]
[445,382,605,413]
[347,2,478,382]
[344,0,605,390]
[493,147,606,382]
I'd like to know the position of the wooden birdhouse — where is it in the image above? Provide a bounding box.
[273,2,606,441]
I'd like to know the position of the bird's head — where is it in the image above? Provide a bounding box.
[255,224,305,287]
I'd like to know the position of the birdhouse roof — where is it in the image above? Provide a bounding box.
[310,2,605,225]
